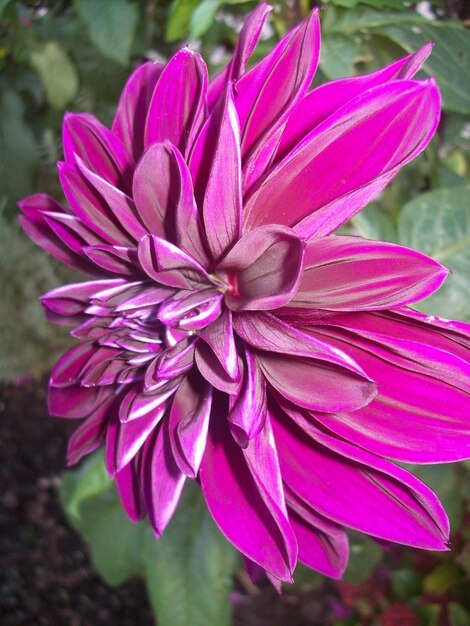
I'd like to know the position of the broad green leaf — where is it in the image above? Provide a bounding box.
[343,532,382,583]
[320,33,366,79]
[60,458,238,625]
[60,451,112,524]
[166,0,201,42]
[73,0,138,66]
[189,0,222,39]
[326,8,424,34]
[398,186,470,321]
[145,481,239,626]
[30,42,79,109]
[377,22,470,114]
[351,203,397,242]
[448,603,470,626]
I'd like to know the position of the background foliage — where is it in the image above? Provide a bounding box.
[1,0,470,624]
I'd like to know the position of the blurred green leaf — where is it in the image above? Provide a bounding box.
[343,532,382,583]
[0,89,38,206]
[423,562,463,595]
[61,451,112,524]
[352,203,397,242]
[398,186,470,321]
[166,0,201,41]
[320,33,366,78]
[376,21,470,114]
[73,0,138,66]
[61,458,238,625]
[448,603,470,626]
[0,0,12,17]
[390,568,422,600]
[190,0,222,39]
[30,41,79,109]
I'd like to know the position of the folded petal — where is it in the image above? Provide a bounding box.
[200,413,296,581]
[245,80,440,235]
[144,48,207,155]
[195,341,241,395]
[199,309,240,380]
[106,403,166,474]
[63,112,134,191]
[219,225,305,311]
[168,375,212,477]
[290,236,448,310]
[41,280,126,317]
[112,61,163,159]
[277,43,433,160]
[115,457,146,522]
[190,89,242,262]
[235,9,320,160]
[207,2,272,108]
[228,345,266,447]
[67,395,114,465]
[272,406,449,550]
[138,234,210,289]
[74,155,147,242]
[142,423,187,537]
[84,245,138,276]
[59,162,134,246]
[286,488,348,579]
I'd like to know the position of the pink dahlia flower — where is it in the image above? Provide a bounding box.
[19,3,470,583]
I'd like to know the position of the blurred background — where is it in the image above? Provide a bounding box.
[1,1,470,625]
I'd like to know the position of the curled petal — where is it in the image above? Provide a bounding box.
[169,375,212,478]
[142,423,187,537]
[67,395,115,465]
[199,309,240,381]
[115,458,146,522]
[138,234,210,289]
[219,225,305,311]
[41,280,125,317]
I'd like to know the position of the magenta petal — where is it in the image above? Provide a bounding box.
[195,341,241,395]
[228,345,266,447]
[286,486,348,579]
[144,49,207,155]
[106,404,165,474]
[63,112,133,190]
[245,80,440,234]
[142,423,187,537]
[168,375,212,477]
[42,280,125,317]
[199,309,240,381]
[157,288,222,328]
[43,212,106,252]
[59,162,133,246]
[290,235,448,310]
[200,415,296,582]
[112,61,163,159]
[137,234,210,289]
[190,89,242,262]
[303,319,470,462]
[48,384,111,419]
[233,312,373,380]
[272,407,450,550]
[277,43,433,160]
[67,396,114,465]
[219,225,305,311]
[115,458,146,522]
[144,339,194,390]
[119,382,178,422]
[84,245,138,275]
[235,9,320,160]
[74,155,147,242]
[207,2,272,108]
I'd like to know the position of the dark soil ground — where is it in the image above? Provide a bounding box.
[0,378,335,626]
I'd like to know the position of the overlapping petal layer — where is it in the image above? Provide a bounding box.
[20,2,470,585]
